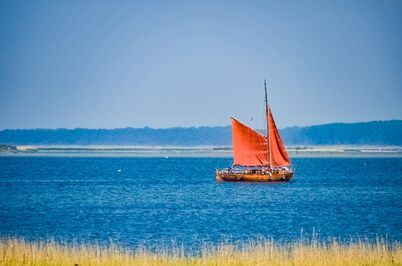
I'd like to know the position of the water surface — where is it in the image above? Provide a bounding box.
[0,157,401,248]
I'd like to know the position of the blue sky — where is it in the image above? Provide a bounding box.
[0,0,401,129]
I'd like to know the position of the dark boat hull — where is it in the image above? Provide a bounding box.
[216,170,293,182]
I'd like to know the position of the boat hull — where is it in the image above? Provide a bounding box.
[216,170,293,182]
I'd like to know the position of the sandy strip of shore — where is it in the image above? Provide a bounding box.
[0,145,401,157]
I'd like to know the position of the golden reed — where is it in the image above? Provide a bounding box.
[1,238,401,265]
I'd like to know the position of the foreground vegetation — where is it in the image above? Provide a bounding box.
[1,238,401,266]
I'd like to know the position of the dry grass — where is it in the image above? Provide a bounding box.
[1,238,401,266]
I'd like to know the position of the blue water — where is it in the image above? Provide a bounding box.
[0,156,401,248]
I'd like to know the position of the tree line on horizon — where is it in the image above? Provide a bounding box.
[0,120,401,146]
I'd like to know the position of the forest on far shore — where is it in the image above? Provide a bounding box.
[0,120,401,146]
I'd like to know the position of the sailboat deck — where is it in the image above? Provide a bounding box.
[216,168,294,182]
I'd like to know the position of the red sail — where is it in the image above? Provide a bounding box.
[267,107,290,166]
[232,118,268,166]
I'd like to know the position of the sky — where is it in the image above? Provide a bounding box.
[0,0,401,130]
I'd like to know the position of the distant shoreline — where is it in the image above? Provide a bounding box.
[1,120,401,147]
[1,145,401,157]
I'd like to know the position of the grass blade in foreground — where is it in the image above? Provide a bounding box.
[1,238,401,266]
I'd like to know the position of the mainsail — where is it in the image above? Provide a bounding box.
[231,108,290,167]
[267,107,290,167]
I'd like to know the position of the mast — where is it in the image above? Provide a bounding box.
[264,79,271,168]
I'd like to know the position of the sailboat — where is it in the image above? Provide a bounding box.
[216,80,294,182]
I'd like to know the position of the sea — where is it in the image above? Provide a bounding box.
[0,156,401,249]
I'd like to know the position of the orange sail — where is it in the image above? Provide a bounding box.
[267,107,290,166]
[232,118,268,166]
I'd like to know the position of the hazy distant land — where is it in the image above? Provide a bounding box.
[0,120,401,157]
[1,120,401,146]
